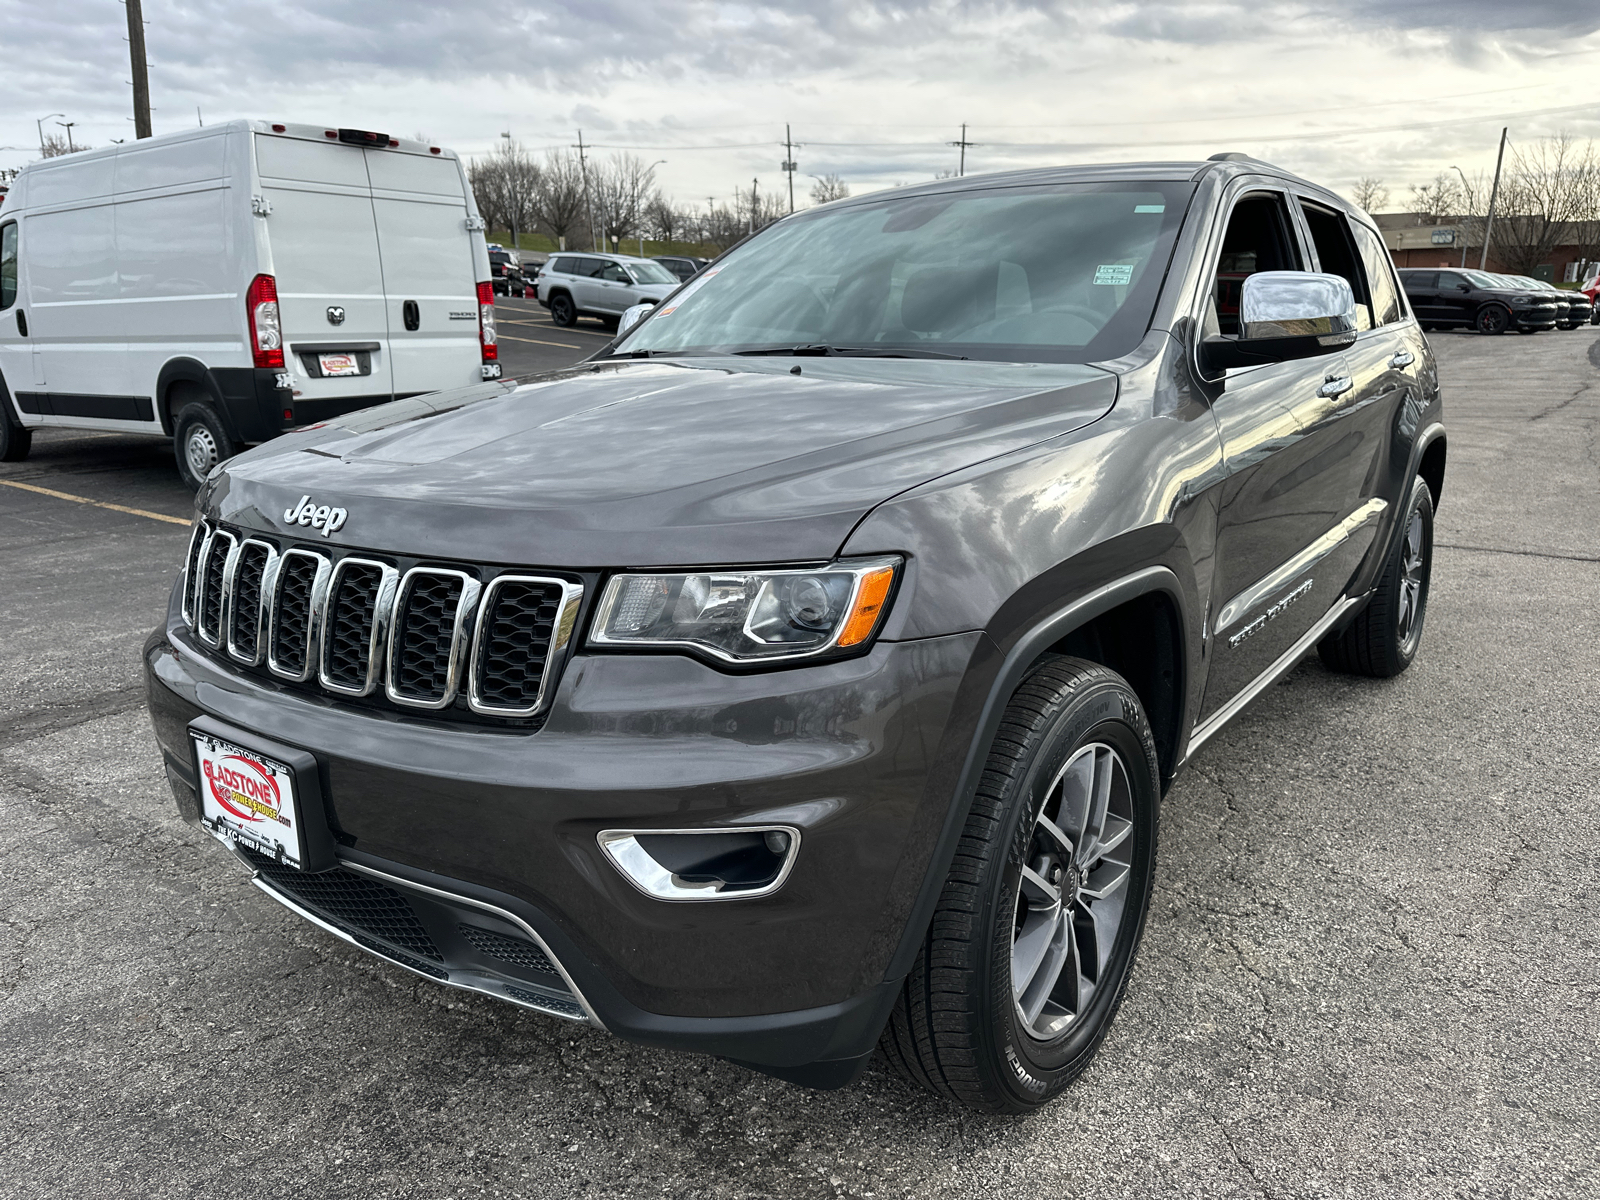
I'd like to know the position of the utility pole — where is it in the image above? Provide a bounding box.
[125,0,153,139]
[749,178,758,234]
[1450,165,1471,268]
[501,130,518,250]
[1479,127,1509,272]
[949,123,976,177]
[781,124,799,213]
[58,121,76,153]
[573,130,597,252]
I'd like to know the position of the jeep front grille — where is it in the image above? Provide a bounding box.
[181,520,581,724]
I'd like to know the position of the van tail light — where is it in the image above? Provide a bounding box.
[477,281,497,361]
[246,274,284,369]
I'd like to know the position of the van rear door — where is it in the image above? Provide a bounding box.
[254,135,395,415]
[363,150,482,396]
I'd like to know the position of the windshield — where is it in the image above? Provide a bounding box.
[627,260,680,285]
[613,181,1194,363]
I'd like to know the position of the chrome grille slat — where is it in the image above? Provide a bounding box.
[181,520,211,626]
[469,576,584,718]
[318,558,399,698]
[227,539,279,665]
[386,568,481,711]
[194,530,239,647]
[267,549,332,682]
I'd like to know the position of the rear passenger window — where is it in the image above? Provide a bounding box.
[1403,271,1437,290]
[1300,201,1369,329]
[578,258,608,278]
[1351,223,1403,326]
[1211,192,1303,336]
[0,223,16,310]
[547,256,573,274]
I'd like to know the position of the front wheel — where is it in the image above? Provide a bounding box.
[1475,305,1509,335]
[1318,475,1434,678]
[549,292,577,327]
[173,398,235,491]
[879,657,1161,1113]
[0,403,31,462]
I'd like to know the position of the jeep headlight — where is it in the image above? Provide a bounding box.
[589,557,900,664]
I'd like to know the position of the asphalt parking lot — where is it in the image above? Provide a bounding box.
[2,325,1596,1199]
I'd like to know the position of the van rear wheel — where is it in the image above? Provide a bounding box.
[173,399,235,491]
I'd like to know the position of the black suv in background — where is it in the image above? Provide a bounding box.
[1398,267,1558,334]
[1495,274,1592,329]
[653,254,711,282]
[146,156,1444,1113]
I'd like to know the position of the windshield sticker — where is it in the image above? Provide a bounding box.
[1134,205,1165,213]
[1094,264,1135,286]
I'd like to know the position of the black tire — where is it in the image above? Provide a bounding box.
[1318,475,1434,678]
[1475,305,1509,335]
[879,657,1161,1114]
[0,392,31,463]
[172,396,235,491]
[549,292,577,327]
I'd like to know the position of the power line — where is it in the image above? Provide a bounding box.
[949,123,976,176]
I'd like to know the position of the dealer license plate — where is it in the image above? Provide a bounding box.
[194,732,303,868]
[318,352,360,377]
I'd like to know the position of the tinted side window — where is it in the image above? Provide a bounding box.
[1403,271,1437,290]
[0,223,15,310]
[1351,223,1402,325]
[1300,202,1368,328]
[546,256,573,274]
[578,258,609,278]
[1211,192,1303,336]
[1437,271,1468,291]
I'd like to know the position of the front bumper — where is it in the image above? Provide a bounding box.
[145,596,982,1084]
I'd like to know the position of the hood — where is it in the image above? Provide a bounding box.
[208,356,1118,567]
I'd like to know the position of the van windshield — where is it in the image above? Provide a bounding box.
[613,181,1193,363]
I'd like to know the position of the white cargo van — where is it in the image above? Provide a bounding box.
[0,121,500,487]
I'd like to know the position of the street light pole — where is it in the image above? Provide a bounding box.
[500,130,518,252]
[1450,165,1471,268]
[1480,127,1509,272]
[36,114,64,155]
[641,159,666,256]
[57,121,76,153]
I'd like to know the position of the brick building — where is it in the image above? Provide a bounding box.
[1374,211,1597,283]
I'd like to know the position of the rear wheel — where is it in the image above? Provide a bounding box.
[549,292,576,327]
[879,657,1160,1113]
[1475,305,1509,335]
[173,396,235,491]
[1318,475,1434,678]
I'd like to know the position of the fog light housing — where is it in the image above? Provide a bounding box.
[597,827,801,901]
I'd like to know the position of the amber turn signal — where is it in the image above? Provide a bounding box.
[838,565,896,648]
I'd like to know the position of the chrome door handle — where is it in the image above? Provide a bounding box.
[1318,374,1354,399]
[1389,350,1415,368]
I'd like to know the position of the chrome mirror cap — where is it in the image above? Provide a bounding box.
[618,302,654,335]
[1241,270,1358,339]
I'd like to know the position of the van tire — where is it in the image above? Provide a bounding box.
[0,404,31,462]
[549,292,577,327]
[173,399,235,491]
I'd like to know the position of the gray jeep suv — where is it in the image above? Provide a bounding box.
[145,155,1444,1114]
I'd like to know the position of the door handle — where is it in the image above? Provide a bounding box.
[15,309,26,337]
[1318,374,1354,399]
[1389,350,1414,368]
[402,300,420,331]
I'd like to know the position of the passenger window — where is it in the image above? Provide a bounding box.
[579,258,608,278]
[0,223,15,310]
[601,263,630,283]
[1404,271,1437,290]
[1211,193,1302,336]
[1437,271,1468,292]
[1351,223,1402,325]
[1300,201,1369,329]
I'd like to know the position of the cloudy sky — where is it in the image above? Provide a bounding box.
[4,1,1600,211]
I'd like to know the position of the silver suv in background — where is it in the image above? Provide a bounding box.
[536,253,679,327]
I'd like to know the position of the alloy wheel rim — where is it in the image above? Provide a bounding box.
[1396,504,1426,649]
[185,426,218,478]
[1010,742,1135,1042]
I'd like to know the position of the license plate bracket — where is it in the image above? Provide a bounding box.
[189,715,338,872]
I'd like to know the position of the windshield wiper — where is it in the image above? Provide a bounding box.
[732,344,968,360]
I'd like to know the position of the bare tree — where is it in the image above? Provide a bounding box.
[590,154,664,248]
[1492,134,1600,277]
[1409,173,1464,223]
[810,173,850,205]
[644,194,685,244]
[528,149,590,249]
[467,140,539,242]
[1351,177,1389,212]
[39,134,87,158]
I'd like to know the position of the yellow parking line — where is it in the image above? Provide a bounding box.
[0,479,190,525]
[497,332,584,349]
[498,318,614,338]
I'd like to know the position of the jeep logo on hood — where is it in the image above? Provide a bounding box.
[283,495,349,537]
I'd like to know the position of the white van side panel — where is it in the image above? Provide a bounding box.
[366,151,481,395]
[255,135,395,403]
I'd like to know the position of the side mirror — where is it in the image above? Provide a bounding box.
[618,302,654,335]
[1202,270,1357,371]
[1457,283,1472,292]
